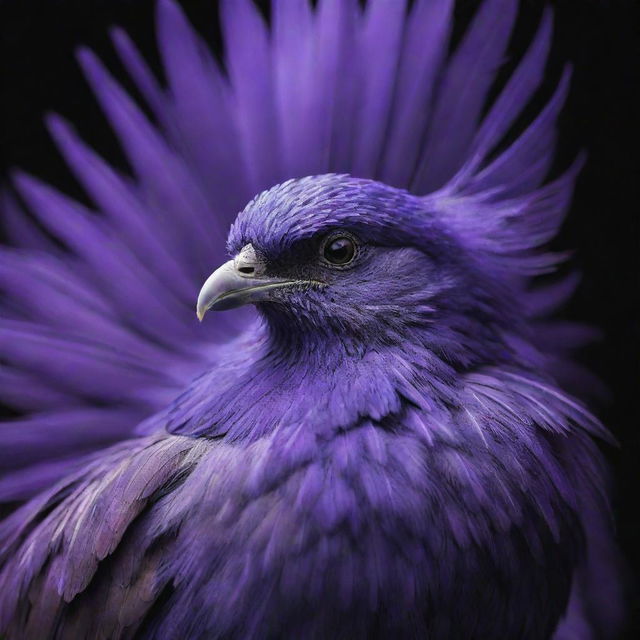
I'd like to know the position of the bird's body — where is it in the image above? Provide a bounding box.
[0,177,619,638]
[0,314,603,638]
[0,0,625,637]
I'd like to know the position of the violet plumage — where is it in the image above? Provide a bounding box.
[0,0,624,638]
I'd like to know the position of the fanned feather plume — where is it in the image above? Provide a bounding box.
[1,0,582,502]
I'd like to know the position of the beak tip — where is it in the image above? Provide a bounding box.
[196,307,206,322]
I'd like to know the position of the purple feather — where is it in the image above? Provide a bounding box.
[0,0,624,638]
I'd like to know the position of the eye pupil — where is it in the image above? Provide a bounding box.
[324,237,356,265]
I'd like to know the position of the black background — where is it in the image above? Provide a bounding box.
[1,0,638,636]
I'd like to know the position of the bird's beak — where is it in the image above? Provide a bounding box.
[196,244,299,321]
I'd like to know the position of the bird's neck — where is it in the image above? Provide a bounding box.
[157,295,525,442]
[158,317,468,441]
[258,298,516,376]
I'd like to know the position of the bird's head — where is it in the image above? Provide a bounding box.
[197,174,515,363]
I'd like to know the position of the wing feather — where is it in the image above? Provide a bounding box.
[0,435,207,638]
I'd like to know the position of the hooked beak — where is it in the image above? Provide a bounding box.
[196,244,310,321]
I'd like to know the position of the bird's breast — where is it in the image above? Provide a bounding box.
[170,426,432,637]
[167,416,579,639]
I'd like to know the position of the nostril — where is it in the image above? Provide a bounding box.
[238,265,255,275]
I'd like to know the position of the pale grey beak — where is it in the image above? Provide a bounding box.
[196,244,302,321]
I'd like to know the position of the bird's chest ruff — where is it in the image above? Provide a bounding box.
[179,427,435,635]
[166,354,585,637]
[180,354,458,603]
[169,368,585,639]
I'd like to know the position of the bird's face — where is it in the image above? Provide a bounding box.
[197,174,500,346]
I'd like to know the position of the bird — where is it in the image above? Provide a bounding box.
[0,0,625,638]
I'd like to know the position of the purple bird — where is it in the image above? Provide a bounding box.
[0,0,625,638]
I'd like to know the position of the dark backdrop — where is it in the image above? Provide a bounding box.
[1,0,638,636]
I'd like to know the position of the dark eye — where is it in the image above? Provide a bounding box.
[322,235,357,266]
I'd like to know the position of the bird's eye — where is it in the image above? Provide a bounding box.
[322,235,357,266]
